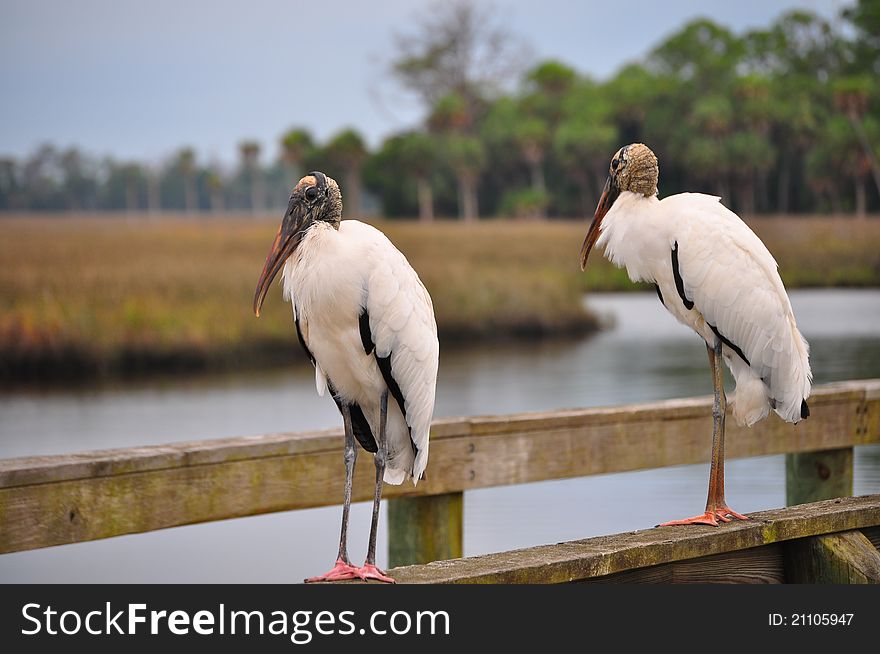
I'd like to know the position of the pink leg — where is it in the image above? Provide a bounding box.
[355,563,396,584]
[305,558,360,583]
[305,407,359,583]
[659,341,749,528]
[353,391,395,584]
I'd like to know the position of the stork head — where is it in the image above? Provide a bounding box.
[579,143,659,270]
[253,172,342,317]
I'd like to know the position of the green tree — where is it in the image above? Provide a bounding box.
[59,147,97,211]
[482,98,550,215]
[176,148,198,213]
[325,128,367,218]
[399,132,438,222]
[239,141,263,214]
[443,134,485,222]
[0,159,21,210]
[554,118,617,214]
[649,19,742,91]
[120,163,144,214]
[205,168,225,212]
[843,0,880,72]
[280,128,314,186]
[728,76,777,214]
[833,76,880,214]
[603,63,671,150]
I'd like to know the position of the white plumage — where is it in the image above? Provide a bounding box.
[283,219,438,484]
[596,191,811,426]
[253,172,438,581]
[580,143,812,526]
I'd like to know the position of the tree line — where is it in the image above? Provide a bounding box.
[1,1,877,219]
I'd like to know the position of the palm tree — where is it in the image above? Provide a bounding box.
[280,128,314,186]
[205,168,225,213]
[239,141,263,214]
[444,135,485,222]
[833,77,880,216]
[120,163,142,215]
[554,119,617,214]
[325,129,367,218]
[398,132,438,222]
[146,166,161,215]
[481,98,548,216]
[728,76,777,214]
[177,148,198,213]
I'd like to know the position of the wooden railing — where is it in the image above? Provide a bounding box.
[1,379,878,570]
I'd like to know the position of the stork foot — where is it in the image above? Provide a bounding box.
[659,506,748,527]
[355,563,396,584]
[304,558,360,583]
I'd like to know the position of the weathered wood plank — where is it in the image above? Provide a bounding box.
[585,543,785,584]
[2,380,875,489]
[386,495,880,584]
[0,380,877,554]
[786,448,854,506]
[784,530,880,583]
[863,526,880,551]
[388,492,463,567]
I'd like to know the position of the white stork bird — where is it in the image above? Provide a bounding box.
[579,143,812,526]
[253,172,438,582]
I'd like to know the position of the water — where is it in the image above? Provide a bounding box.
[1,289,878,582]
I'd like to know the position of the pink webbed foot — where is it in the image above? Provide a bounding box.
[355,563,396,584]
[659,506,749,528]
[304,558,360,583]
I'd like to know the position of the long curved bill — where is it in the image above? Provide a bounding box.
[579,176,619,270]
[253,199,309,317]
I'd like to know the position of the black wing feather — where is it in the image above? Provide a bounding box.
[327,380,377,453]
[298,313,376,452]
[671,241,694,311]
[708,322,751,367]
[359,308,374,355]
[362,306,419,460]
[294,314,315,365]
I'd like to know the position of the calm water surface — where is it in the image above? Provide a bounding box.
[1,289,878,582]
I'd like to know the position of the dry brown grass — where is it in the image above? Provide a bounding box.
[744,215,880,288]
[0,214,595,378]
[1,213,877,380]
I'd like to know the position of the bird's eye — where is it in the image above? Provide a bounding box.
[611,158,619,170]
[305,187,318,201]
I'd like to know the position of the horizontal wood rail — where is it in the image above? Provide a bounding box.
[384,496,880,584]
[0,379,878,555]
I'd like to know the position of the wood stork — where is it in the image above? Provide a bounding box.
[579,144,812,526]
[253,172,439,582]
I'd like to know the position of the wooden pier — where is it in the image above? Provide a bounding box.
[1,379,878,583]
[386,496,880,583]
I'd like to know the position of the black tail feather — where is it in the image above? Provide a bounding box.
[801,399,810,420]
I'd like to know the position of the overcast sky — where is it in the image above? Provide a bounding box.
[1,0,848,166]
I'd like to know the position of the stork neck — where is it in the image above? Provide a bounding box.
[600,190,659,244]
[610,190,658,216]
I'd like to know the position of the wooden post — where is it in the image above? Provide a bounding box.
[387,492,463,568]
[784,530,880,583]
[785,448,853,506]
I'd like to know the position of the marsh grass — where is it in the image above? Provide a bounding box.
[0,215,594,379]
[1,214,877,380]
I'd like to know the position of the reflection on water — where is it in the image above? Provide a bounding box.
[1,289,878,582]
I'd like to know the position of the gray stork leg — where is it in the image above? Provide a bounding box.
[304,405,361,582]
[660,338,748,527]
[356,389,395,583]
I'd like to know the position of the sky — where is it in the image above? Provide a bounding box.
[1,0,849,167]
